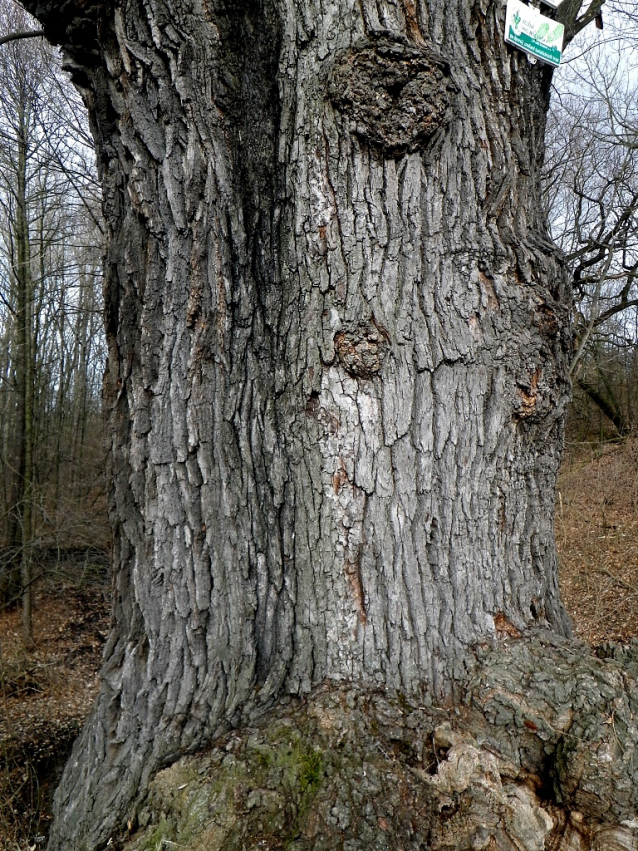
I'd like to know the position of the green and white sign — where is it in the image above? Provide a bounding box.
[505,0,564,67]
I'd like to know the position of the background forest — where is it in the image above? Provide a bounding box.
[0,2,108,632]
[0,0,637,847]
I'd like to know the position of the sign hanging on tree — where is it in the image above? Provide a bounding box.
[504,0,565,66]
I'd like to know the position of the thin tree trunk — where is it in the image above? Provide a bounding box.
[70,276,91,490]
[52,272,67,516]
[22,1,582,848]
[13,104,34,639]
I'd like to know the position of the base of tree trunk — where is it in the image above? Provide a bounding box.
[108,632,638,851]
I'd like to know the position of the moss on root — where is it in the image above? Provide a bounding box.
[126,685,442,851]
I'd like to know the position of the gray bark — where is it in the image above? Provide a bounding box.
[20,0,585,848]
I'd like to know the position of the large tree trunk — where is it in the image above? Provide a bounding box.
[22,1,583,848]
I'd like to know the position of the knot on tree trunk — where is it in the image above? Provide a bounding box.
[515,367,543,420]
[334,317,391,379]
[328,36,454,155]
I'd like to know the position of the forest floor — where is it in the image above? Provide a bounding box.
[0,557,110,849]
[1,439,638,848]
[556,438,638,644]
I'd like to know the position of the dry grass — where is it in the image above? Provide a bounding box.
[557,438,638,644]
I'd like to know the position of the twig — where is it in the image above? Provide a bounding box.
[594,567,634,591]
[0,30,45,47]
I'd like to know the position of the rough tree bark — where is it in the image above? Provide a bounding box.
[18,0,605,848]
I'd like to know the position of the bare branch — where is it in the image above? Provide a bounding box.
[573,0,607,36]
[0,28,44,47]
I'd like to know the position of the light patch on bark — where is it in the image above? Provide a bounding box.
[318,367,369,644]
[425,729,554,851]
[113,8,132,75]
[306,149,338,260]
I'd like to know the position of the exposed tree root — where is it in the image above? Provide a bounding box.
[118,632,638,851]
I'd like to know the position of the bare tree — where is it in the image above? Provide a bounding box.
[0,0,51,629]
[0,0,105,633]
[544,5,638,434]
